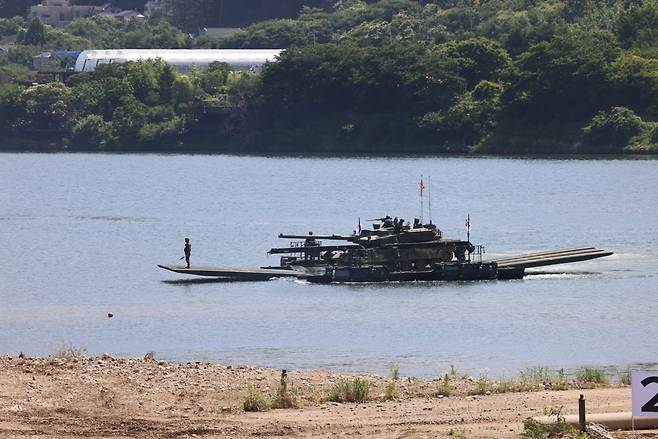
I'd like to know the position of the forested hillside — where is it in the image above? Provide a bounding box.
[0,0,657,153]
[0,0,333,27]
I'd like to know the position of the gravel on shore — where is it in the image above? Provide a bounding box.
[0,354,644,438]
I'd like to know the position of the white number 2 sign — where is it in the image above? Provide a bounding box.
[632,371,658,417]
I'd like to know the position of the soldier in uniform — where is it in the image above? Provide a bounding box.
[183,238,191,268]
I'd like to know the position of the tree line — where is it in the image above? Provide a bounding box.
[0,0,657,153]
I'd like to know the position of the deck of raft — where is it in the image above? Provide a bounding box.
[157,265,305,280]
[158,246,612,281]
[488,246,613,268]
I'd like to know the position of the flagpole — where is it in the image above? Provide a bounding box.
[467,214,470,243]
[428,176,432,225]
[420,174,424,224]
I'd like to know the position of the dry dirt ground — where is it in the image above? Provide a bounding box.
[0,355,655,438]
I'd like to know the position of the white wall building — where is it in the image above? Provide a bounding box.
[29,1,141,27]
[74,49,283,73]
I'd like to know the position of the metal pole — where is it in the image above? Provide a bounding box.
[420,175,424,224]
[428,176,432,224]
[578,394,586,433]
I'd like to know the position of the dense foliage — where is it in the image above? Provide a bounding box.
[0,59,256,150]
[0,0,657,153]
[149,0,332,30]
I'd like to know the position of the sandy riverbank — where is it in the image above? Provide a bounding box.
[0,355,652,438]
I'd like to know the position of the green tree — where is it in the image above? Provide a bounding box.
[17,82,72,130]
[158,63,177,103]
[438,37,511,89]
[71,114,115,148]
[503,29,621,121]
[125,60,162,103]
[581,106,644,152]
[111,97,149,145]
[607,54,658,117]
[0,83,24,130]
[420,80,503,146]
[21,17,45,45]
[170,75,195,108]
[615,1,658,49]
[0,16,25,36]
[7,45,38,67]
[0,62,32,83]
[137,106,185,148]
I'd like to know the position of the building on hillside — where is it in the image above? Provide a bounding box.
[73,49,283,73]
[98,10,145,21]
[33,51,81,70]
[29,1,141,27]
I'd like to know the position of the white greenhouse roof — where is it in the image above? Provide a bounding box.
[74,49,283,72]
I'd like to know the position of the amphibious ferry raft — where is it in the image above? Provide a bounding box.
[159,216,612,283]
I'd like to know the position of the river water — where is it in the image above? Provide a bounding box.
[1,153,657,378]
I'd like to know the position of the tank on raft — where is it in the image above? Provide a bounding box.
[159,215,613,283]
[269,216,497,283]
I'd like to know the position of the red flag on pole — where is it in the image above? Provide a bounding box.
[419,177,426,196]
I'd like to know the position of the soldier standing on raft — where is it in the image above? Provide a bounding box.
[182,238,191,268]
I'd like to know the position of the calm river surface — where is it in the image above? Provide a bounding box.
[1,153,657,378]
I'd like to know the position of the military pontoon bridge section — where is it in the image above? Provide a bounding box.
[158,246,612,282]
[489,247,613,269]
[157,265,305,281]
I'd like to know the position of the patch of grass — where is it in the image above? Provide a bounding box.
[436,373,451,397]
[383,365,400,401]
[243,385,271,412]
[389,364,400,381]
[520,367,554,384]
[496,367,569,393]
[469,372,493,395]
[552,368,569,391]
[328,377,371,403]
[495,378,528,393]
[448,428,465,437]
[521,406,582,438]
[215,404,240,414]
[576,368,608,385]
[620,369,631,386]
[51,342,87,359]
[384,381,396,400]
[272,370,299,409]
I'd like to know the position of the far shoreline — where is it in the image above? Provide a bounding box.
[1,145,657,161]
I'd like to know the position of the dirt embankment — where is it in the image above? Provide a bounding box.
[0,355,651,438]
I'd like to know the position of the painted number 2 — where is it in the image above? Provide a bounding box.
[641,376,658,413]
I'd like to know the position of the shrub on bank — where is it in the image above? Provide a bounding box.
[328,377,371,403]
[243,385,271,412]
[576,368,608,385]
[272,370,299,409]
[384,365,400,400]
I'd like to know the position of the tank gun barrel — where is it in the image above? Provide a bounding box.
[278,233,357,241]
[268,243,360,254]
